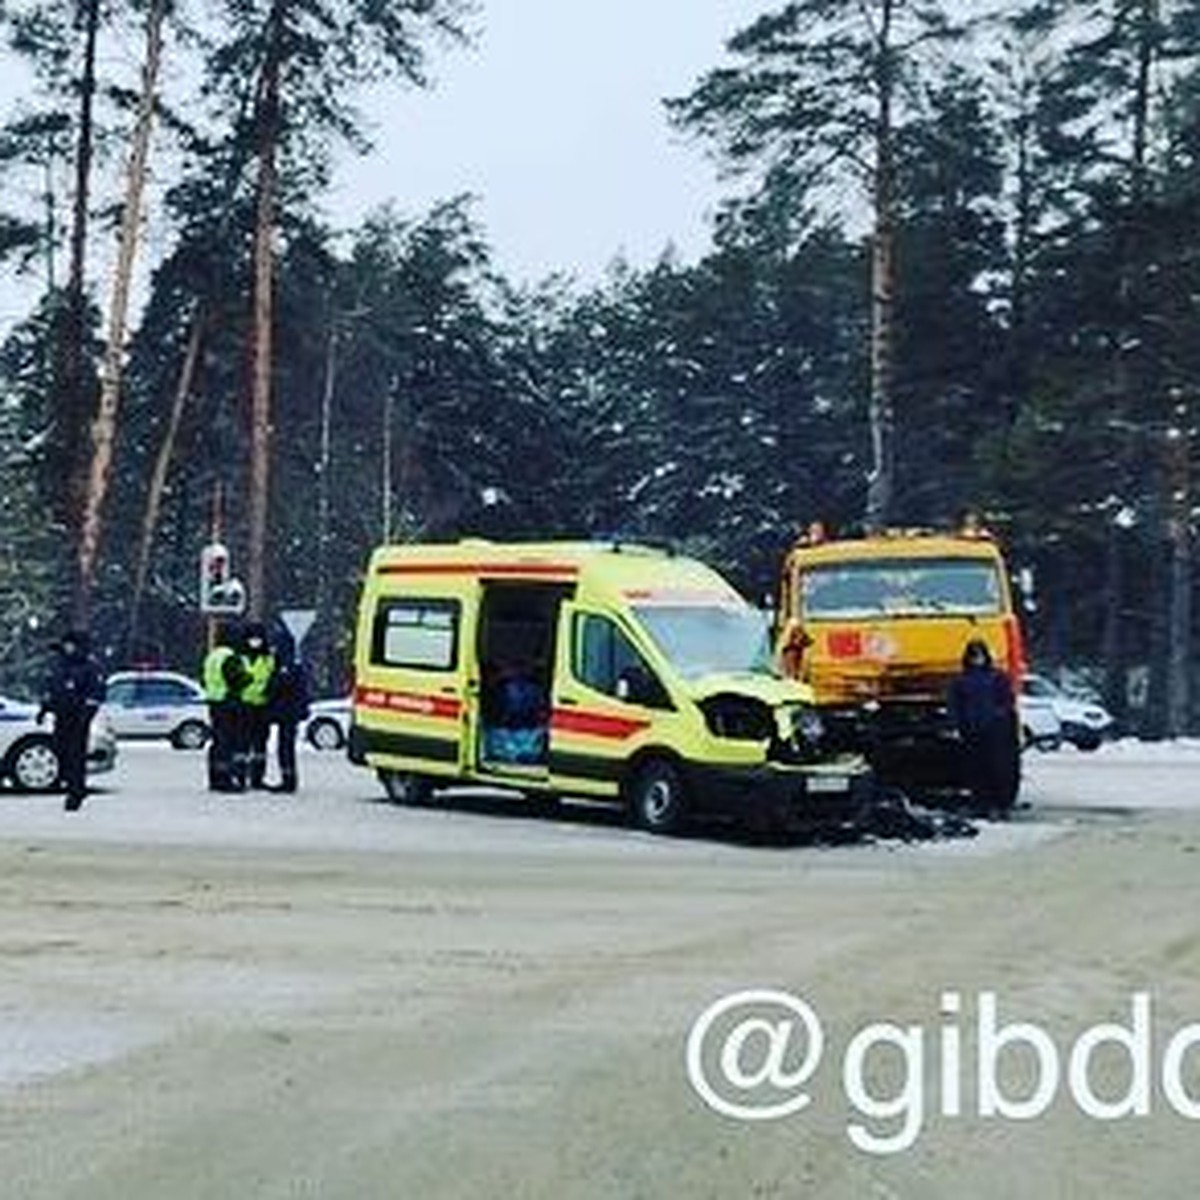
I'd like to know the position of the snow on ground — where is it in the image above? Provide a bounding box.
[1021,737,1200,811]
[4,737,1195,868]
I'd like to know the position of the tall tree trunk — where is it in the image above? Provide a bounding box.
[126,306,206,653]
[315,317,337,621]
[65,0,101,626]
[1112,0,1160,721]
[77,0,166,622]
[1008,84,1033,426]
[1165,400,1192,737]
[247,2,284,620]
[865,0,897,532]
[42,136,58,294]
[1100,509,1126,719]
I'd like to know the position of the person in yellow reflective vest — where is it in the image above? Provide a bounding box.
[202,626,249,792]
[240,622,276,789]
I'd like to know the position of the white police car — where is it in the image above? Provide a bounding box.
[303,696,351,750]
[0,693,118,792]
[102,670,210,749]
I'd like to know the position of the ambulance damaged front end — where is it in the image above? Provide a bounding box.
[687,673,875,836]
[633,602,875,836]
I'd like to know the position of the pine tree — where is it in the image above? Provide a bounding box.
[201,0,471,618]
[668,0,964,530]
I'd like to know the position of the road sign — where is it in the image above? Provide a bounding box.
[279,608,317,645]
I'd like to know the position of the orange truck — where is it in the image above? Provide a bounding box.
[775,522,1026,802]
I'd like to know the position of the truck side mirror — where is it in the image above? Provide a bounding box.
[1014,566,1037,613]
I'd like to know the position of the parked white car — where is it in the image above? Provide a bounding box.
[1017,689,1063,751]
[102,670,210,749]
[303,697,351,751]
[1021,674,1115,751]
[0,694,118,792]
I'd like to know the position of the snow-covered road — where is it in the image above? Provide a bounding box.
[1,739,1200,1198]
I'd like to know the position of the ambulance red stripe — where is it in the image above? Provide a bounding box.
[355,686,461,720]
[550,708,651,741]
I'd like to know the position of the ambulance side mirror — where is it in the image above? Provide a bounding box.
[616,666,664,708]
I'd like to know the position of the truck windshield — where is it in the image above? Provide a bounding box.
[798,558,1003,618]
[634,605,775,680]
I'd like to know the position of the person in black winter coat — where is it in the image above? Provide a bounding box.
[38,630,106,811]
[266,627,311,793]
[946,638,1020,818]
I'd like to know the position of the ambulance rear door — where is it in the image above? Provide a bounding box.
[356,580,479,778]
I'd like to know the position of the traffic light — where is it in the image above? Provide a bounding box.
[199,542,246,615]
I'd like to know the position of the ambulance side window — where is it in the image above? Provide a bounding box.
[372,598,460,670]
[573,614,670,709]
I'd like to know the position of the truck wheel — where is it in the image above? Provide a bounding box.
[378,770,432,806]
[628,759,688,835]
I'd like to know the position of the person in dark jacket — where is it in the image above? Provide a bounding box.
[38,630,106,811]
[947,638,1020,818]
[266,626,311,793]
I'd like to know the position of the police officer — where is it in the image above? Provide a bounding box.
[38,630,106,811]
[202,625,249,791]
[266,625,311,793]
[240,622,276,790]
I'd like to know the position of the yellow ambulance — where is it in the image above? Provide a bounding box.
[348,540,871,835]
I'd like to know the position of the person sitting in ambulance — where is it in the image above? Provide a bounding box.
[483,659,547,764]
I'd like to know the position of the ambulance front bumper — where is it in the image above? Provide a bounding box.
[684,758,875,833]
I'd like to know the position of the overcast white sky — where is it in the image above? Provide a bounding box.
[0,1,767,331]
[329,0,768,284]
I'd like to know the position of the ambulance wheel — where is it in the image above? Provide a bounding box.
[378,770,432,806]
[628,758,688,835]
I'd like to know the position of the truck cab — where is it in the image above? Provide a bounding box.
[776,524,1025,801]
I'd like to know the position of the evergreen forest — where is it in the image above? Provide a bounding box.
[1,0,1197,734]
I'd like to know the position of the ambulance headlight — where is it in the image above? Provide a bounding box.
[794,707,825,747]
[776,704,824,751]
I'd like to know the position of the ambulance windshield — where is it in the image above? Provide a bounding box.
[635,605,775,680]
